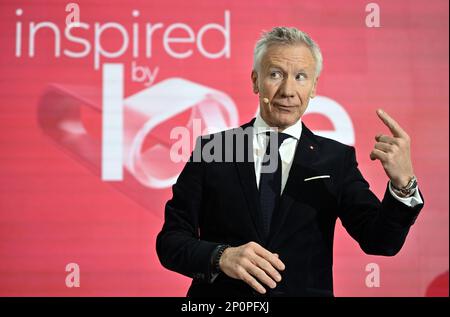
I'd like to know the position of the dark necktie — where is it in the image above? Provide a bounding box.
[259,132,290,239]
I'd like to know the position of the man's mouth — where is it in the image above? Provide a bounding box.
[273,102,295,111]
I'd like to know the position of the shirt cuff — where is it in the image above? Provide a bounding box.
[389,181,423,207]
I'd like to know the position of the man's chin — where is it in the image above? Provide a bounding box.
[261,111,300,129]
[271,118,299,130]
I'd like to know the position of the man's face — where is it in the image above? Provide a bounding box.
[252,44,318,130]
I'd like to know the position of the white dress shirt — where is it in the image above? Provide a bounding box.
[252,113,423,207]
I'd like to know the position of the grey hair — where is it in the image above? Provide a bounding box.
[253,26,323,78]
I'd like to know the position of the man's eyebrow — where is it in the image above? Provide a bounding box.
[267,65,310,73]
[267,64,285,70]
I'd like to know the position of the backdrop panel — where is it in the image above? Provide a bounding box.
[0,0,448,296]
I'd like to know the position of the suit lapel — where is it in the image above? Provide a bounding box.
[233,120,322,245]
[234,119,265,242]
[236,161,265,242]
[268,123,321,245]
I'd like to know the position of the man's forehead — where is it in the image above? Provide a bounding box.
[262,44,315,67]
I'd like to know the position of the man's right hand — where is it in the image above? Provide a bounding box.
[218,241,285,294]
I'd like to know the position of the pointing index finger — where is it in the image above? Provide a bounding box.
[376,109,407,138]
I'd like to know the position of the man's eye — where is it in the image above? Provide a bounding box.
[270,72,282,79]
[296,73,307,81]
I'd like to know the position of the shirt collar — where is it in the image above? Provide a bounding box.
[253,112,302,140]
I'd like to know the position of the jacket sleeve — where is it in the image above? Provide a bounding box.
[337,146,423,256]
[156,137,221,281]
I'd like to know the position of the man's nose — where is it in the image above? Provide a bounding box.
[279,76,296,98]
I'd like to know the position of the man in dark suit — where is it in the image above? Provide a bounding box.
[156,27,424,296]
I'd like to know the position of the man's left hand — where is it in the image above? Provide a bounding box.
[370,109,415,188]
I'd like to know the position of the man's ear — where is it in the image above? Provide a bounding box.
[310,77,319,98]
[251,71,259,94]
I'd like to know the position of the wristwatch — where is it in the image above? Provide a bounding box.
[212,244,230,274]
[391,176,418,198]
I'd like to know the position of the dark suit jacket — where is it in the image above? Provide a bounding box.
[156,119,423,297]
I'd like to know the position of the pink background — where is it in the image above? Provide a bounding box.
[0,0,448,296]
